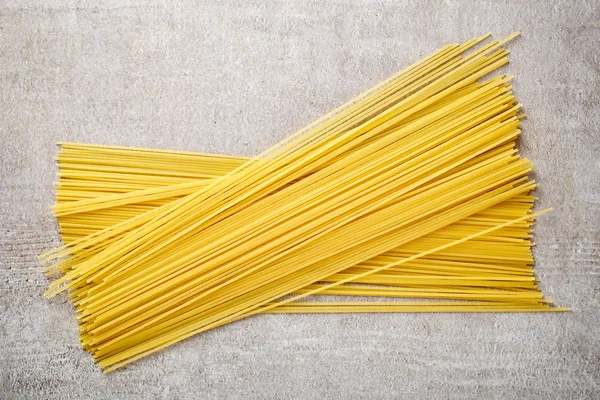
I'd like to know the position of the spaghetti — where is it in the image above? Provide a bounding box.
[40,33,566,372]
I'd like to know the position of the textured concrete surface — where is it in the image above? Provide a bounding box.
[1,0,599,398]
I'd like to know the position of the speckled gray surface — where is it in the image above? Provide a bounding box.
[1,1,599,398]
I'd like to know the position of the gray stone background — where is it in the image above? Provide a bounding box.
[1,0,599,398]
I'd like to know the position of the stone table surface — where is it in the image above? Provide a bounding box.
[1,0,599,398]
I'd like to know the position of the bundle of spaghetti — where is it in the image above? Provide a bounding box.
[40,33,566,372]
[51,144,542,305]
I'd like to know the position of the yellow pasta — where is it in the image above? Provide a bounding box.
[40,33,566,372]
